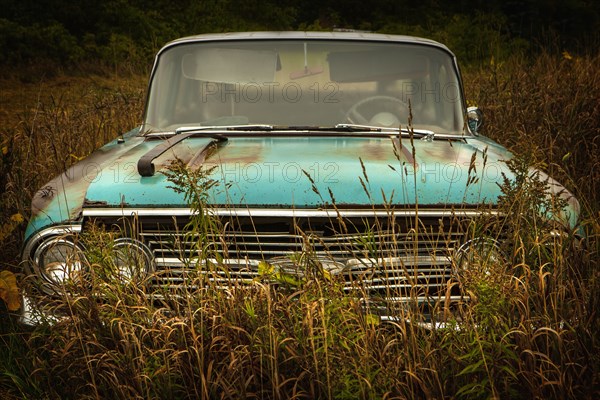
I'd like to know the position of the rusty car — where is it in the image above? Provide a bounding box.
[20,31,580,326]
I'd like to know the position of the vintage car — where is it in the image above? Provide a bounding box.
[20,32,580,325]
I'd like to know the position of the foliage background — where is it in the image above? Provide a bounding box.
[1,0,599,70]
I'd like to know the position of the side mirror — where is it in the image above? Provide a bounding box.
[467,106,483,134]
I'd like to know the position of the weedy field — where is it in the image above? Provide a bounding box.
[1,52,599,399]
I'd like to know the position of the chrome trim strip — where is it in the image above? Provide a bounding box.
[83,208,498,218]
[153,257,452,269]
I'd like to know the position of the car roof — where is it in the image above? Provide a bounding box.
[160,31,454,56]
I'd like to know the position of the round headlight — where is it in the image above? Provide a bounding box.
[110,238,153,283]
[454,237,505,279]
[34,237,86,285]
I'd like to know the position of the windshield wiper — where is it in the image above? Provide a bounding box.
[138,130,230,177]
[144,124,275,137]
[139,124,280,176]
[145,124,438,142]
[333,123,395,132]
[333,123,435,138]
[175,124,274,134]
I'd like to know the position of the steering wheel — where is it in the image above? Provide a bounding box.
[345,95,409,125]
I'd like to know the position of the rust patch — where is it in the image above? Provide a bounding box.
[359,141,392,161]
[390,136,419,170]
[187,141,224,169]
[420,141,460,161]
[326,139,396,162]
[83,199,109,207]
[207,143,264,165]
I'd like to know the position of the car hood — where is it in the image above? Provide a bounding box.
[26,131,580,239]
[85,135,508,207]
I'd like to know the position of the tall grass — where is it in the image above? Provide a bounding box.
[464,51,600,209]
[0,74,146,263]
[1,54,599,398]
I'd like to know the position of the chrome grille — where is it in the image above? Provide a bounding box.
[104,210,474,303]
[81,208,495,311]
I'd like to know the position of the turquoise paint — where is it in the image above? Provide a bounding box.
[25,128,145,240]
[83,135,511,208]
[25,132,580,244]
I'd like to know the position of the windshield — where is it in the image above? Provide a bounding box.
[143,39,465,134]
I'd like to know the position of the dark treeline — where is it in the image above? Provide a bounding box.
[0,0,598,70]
